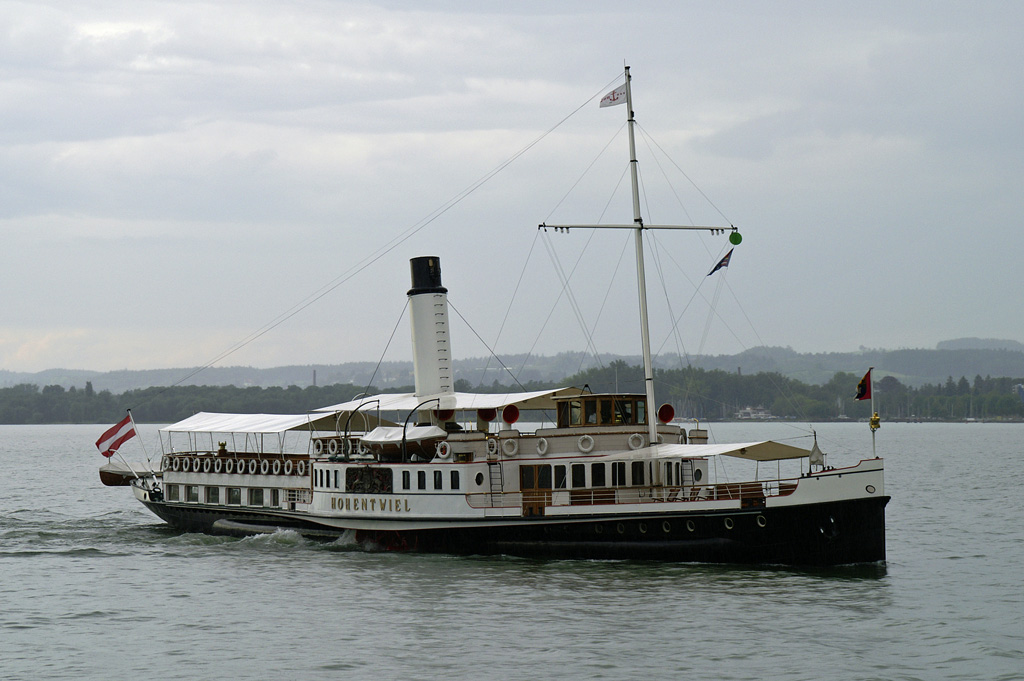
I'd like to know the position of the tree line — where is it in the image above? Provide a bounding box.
[1,365,1023,425]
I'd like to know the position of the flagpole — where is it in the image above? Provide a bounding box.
[868,368,879,457]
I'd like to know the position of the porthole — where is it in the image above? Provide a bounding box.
[866,484,876,494]
[595,524,604,535]
[638,522,648,534]
[616,522,625,535]
[662,521,672,534]
[724,517,734,530]
[693,468,703,482]
[756,515,767,528]
[475,472,484,486]
[686,519,696,532]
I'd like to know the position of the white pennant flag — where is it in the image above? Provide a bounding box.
[599,83,627,107]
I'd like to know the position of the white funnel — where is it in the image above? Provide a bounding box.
[408,256,454,405]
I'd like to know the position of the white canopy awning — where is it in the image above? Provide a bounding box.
[315,388,585,415]
[160,411,339,435]
[360,425,448,446]
[601,441,811,462]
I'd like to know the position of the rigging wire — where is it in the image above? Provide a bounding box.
[360,299,410,398]
[126,77,622,411]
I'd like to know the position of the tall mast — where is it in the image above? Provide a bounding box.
[540,66,737,444]
[623,67,659,444]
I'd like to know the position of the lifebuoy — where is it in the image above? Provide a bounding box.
[192,457,201,472]
[296,460,306,476]
[628,433,645,450]
[202,458,212,473]
[327,439,339,456]
[225,459,235,474]
[172,456,181,471]
[314,439,324,455]
[486,438,499,456]
[501,438,519,457]
[248,459,257,475]
[577,434,595,453]
[161,456,170,471]
[272,460,281,475]
[284,460,293,475]
[260,459,269,475]
[436,441,452,460]
[213,458,222,474]
[536,438,549,456]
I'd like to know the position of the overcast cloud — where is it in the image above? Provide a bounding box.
[1,1,1021,374]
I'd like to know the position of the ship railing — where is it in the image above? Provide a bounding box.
[465,477,802,509]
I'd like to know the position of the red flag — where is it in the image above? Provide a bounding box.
[855,369,872,401]
[96,414,136,458]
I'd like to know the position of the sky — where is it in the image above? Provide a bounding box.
[1,1,1022,374]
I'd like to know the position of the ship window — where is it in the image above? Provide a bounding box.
[186,485,199,502]
[227,487,241,505]
[272,489,280,507]
[585,400,598,424]
[571,463,586,488]
[167,485,179,501]
[417,470,426,490]
[637,401,647,425]
[591,463,606,487]
[615,399,634,425]
[521,466,534,489]
[249,488,264,506]
[632,461,645,486]
[206,486,220,504]
[538,465,552,489]
[570,400,582,425]
[402,470,411,490]
[433,470,443,490]
[554,465,567,489]
[611,462,626,486]
[600,399,613,424]
[450,470,460,490]
[334,470,339,489]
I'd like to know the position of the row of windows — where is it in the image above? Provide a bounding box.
[165,484,280,507]
[522,460,696,490]
[556,396,648,428]
[313,467,461,493]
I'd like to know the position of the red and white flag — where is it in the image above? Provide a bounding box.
[600,83,627,107]
[96,414,136,458]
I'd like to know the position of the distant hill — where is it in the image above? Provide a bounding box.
[4,342,1024,393]
[936,338,1024,351]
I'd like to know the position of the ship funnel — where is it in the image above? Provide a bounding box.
[408,257,454,409]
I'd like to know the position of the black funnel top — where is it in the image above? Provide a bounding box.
[408,256,447,295]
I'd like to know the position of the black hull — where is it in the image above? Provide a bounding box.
[141,495,888,566]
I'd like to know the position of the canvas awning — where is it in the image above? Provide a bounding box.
[314,388,585,415]
[161,411,344,435]
[359,425,448,446]
[601,441,811,462]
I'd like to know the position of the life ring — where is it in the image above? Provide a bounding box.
[172,456,181,472]
[260,459,270,475]
[225,459,234,474]
[248,459,258,475]
[536,438,549,456]
[192,457,201,472]
[213,458,222,474]
[501,438,519,457]
[203,458,212,473]
[313,439,324,455]
[296,460,306,476]
[327,439,339,456]
[161,456,170,471]
[628,433,645,450]
[284,460,293,475]
[486,438,499,456]
[436,441,452,460]
[272,460,281,475]
[577,434,595,453]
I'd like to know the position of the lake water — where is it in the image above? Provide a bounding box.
[1,422,1021,680]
